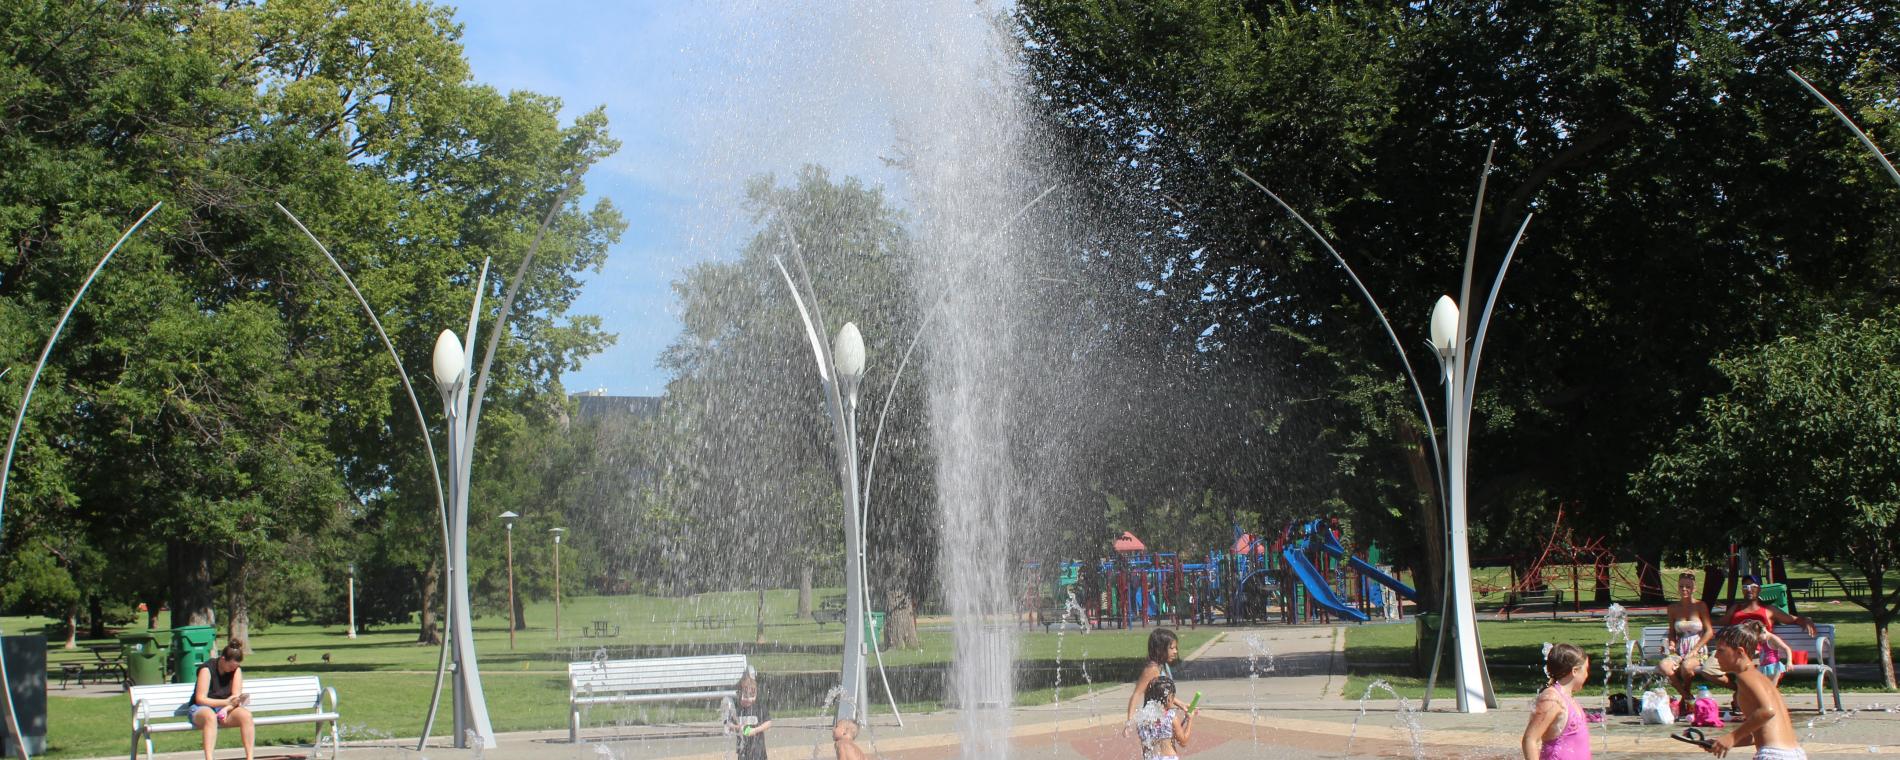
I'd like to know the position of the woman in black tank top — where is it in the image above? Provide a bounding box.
[191,639,255,760]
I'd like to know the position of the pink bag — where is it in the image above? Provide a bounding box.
[1690,697,1725,727]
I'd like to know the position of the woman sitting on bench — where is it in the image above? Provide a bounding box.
[191,639,255,760]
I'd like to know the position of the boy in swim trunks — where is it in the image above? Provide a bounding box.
[1704,621,1805,760]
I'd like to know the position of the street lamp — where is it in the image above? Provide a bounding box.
[1430,295,1487,713]
[347,563,358,639]
[830,323,869,724]
[500,511,518,650]
[549,528,565,641]
[432,328,496,748]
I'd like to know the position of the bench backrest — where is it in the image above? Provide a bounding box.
[130,676,325,721]
[568,654,748,697]
[1637,624,1835,665]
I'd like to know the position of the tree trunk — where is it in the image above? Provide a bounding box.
[756,586,767,645]
[64,607,78,649]
[797,566,813,617]
[1877,618,1895,690]
[1593,559,1612,605]
[88,595,106,639]
[511,588,525,632]
[169,541,217,626]
[418,559,442,645]
[1398,422,1445,610]
[884,589,920,650]
[228,545,252,653]
[1637,548,1666,605]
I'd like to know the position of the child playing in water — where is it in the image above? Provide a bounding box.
[1705,621,1805,759]
[724,671,771,760]
[833,718,865,760]
[1521,643,1591,760]
[1125,627,1185,735]
[1135,675,1192,760]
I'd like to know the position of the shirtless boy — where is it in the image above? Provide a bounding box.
[1705,621,1805,760]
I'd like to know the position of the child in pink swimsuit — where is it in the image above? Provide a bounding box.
[1522,643,1591,760]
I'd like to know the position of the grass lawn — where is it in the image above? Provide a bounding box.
[13,590,1208,759]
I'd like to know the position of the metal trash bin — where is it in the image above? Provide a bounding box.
[118,631,169,686]
[0,634,46,755]
[168,625,218,684]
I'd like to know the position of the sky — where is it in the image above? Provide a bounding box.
[450,2,920,396]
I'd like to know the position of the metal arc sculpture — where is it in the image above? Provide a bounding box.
[0,203,162,760]
[1236,147,1534,713]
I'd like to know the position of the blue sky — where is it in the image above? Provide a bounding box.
[451,2,915,396]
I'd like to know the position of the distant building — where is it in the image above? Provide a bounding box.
[571,389,663,424]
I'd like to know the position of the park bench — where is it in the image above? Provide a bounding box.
[1622,624,1841,713]
[1501,589,1563,620]
[566,653,748,743]
[128,676,340,760]
[811,595,847,626]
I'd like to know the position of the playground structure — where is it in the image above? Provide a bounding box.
[1024,521,1421,629]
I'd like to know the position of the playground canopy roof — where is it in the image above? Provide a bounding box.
[1114,531,1146,552]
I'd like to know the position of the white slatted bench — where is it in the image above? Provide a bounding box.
[129,675,339,760]
[567,654,748,743]
[1623,624,1842,712]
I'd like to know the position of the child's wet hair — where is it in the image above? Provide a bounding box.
[1544,643,1587,683]
[1715,620,1766,654]
[1144,674,1176,706]
[1146,628,1178,664]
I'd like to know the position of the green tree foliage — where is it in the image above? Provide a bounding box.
[1635,312,1900,688]
[658,167,935,619]
[1014,0,1900,605]
[0,0,622,638]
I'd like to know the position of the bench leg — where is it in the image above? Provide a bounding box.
[129,729,140,760]
[331,718,342,758]
[1815,671,1826,713]
[570,706,580,744]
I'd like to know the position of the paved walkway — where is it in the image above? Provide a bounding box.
[98,625,1900,759]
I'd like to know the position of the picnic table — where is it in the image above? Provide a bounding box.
[687,614,733,630]
[90,645,127,687]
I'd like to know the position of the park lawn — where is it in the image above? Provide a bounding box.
[19,592,1207,759]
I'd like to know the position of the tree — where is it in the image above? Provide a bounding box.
[1636,311,1900,688]
[0,0,621,641]
[1014,0,1900,607]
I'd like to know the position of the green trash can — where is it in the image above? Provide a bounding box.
[168,626,218,684]
[1413,612,1443,676]
[117,631,169,686]
[865,612,887,651]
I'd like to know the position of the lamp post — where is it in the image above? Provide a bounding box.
[432,329,496,749]
[1431,295,1487,713]
[550,528,564,641]
[347,563,358,639]
[500,511,519,650]
[830,323,869,725]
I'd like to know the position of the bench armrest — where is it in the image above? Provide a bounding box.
[131,699,147,732]
[1816,635,1832,666]
[325,686,339,714]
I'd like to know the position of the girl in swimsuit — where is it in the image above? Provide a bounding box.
[1522,642,1591,759]
[1727,577,1808,686]
[1659,572,1715,709]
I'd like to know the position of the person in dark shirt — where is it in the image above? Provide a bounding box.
[190,639,254,760]
[724,671,772,760]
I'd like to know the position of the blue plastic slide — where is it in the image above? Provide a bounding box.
[1281,548,1370,622]
[1317,530,1421,602]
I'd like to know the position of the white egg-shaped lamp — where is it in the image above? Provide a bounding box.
[1430,295,1460,357]
[433,329,467,390]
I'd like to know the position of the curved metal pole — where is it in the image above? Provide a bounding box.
[0,202,162,760]
[464,189,570,484]
[1789,70,1900,190]
[1230,168,1448,512]
[272,203,459,749]
[1462,214,1533,397]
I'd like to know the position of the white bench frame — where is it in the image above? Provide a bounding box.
[129,675,339,760]
[1622,624,1842,712]
[567,654,748,743]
